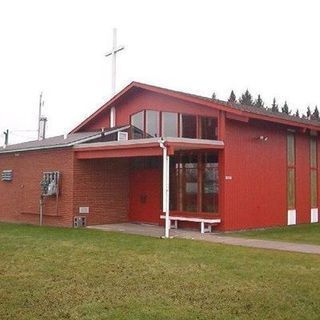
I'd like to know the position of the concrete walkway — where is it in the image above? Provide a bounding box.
[87,223,320,255]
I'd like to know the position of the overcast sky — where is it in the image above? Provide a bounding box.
[1,0,320,144]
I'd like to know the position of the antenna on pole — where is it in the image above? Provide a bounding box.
[37,92,47,140]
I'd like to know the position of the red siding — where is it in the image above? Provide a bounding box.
[223,119,288,230]
[0,149,74,227]
[223,118,315,231]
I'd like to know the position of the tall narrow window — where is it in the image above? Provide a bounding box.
[131,111,144,139]
[287,133,296,210]
[310,136,317,209]
[145,110,159,138]
[201,153,219,212]
[179,114,197,138]
[201,117,218,140]
[162,112,178,137]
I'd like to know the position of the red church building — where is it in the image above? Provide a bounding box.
[0,82,319,234]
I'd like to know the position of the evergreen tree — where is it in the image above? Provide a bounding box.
[211,92,216,99]
[254,94,264,108]
[312,106,319,120]
[281,101,290,114]
[295,109,300,117]
[239,90,253,106]
[271,98,279,112]
[306,106,312,119]
[228,90,237,103]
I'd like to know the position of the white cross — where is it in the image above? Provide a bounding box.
[105,28,125,96]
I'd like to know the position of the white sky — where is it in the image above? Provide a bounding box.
[1,0,320,144]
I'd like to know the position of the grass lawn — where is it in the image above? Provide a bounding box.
[228,223,320,245]
[1,223,320,320]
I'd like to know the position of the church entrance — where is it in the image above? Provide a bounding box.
[129,157,162,224]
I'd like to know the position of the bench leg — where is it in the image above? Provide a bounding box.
[201,223,212,234]
[170,220,178,229]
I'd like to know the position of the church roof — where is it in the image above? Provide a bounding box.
[71,81,320,133]
[0,126,128,154]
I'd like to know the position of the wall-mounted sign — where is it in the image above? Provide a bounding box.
[79,207,89,214]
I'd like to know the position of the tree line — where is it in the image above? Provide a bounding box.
[213,90,319,121]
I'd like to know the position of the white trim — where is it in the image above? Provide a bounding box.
[110,106,116,128]
[311,208,318,223]
[75,137,224,149]
[287,209,296,225]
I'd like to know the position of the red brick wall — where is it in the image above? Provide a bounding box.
[73,158,130,225]
[0,148,74,227]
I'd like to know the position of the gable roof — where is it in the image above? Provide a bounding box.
[0,126,128,154]
[70,81,320,133]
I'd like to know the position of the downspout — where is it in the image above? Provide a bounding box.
[159,137,170,238]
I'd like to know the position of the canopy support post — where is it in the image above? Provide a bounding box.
[159,138,170,238]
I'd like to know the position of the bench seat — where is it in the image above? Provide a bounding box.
[160,215,221,233]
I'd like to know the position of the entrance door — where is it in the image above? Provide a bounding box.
[129,167,161,224]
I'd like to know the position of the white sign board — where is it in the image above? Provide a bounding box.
[79,207,89,214]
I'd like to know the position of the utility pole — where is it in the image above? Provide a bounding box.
[38,92,44,140]
[3,129,9,148]
[105,28,125,96]
[37,92,47,140]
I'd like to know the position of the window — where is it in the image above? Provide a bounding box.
[287,133,296,209]
[162,112,178,137]
[130,110,218,140]
[201,153,219,212]
[145,110,159,138]
[131,111,144,139]
[201,117,217,140]
[179,114,197,138]
[171,152,219,213]
[310,137,317,208]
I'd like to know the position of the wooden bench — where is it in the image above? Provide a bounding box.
[160,215,221,234]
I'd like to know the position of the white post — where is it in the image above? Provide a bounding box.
[166,152,170,236]
[159,138,170,238]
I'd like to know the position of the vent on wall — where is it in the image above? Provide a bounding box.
[117,131,128,141]
[1,170,13,181]
[74,216,87,228]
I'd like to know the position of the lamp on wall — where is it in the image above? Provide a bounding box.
[257,135,269,141]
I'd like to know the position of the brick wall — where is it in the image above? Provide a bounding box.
[73,158,130,225]
[0,148,74,227]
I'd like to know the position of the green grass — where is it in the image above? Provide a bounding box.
[1,223,320,319]
[228,223,320,245]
